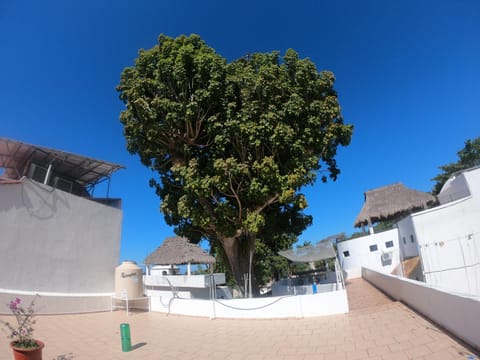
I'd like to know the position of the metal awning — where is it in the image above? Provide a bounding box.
[279,240,337,263]
[0,137,124,187]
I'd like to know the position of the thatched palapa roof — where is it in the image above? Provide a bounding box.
[144,236,215,265]
[354,183,436,228]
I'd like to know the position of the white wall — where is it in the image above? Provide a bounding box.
[145,273,225,288]
[0,179,122,297]
[150,289,349,319]
[337,229,400,279]
[363,267,480,352]
[437,170,471,204]
[397,167,480,296]
[396,216,419,259]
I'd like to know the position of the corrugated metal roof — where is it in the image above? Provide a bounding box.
[0,137,124,187]
[278,239,337,263]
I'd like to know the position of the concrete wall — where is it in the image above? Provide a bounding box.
[363,267,480,351]
[0,178,122,311]
[337,229,400,279]
[150,289,349,319]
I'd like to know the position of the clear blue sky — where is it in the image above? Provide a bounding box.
[2,0,479,265]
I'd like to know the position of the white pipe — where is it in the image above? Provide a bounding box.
[44,164,53,185]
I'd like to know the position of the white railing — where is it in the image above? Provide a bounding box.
[144,273,225,288]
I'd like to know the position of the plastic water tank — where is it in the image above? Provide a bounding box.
[115,261,144,298]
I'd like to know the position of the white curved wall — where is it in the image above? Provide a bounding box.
[438,172,470,204]
[150,289,349,319]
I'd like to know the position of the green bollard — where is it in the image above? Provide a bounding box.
[120,323,132,352]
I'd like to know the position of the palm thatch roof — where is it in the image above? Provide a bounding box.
[354,183,436,228]
[144,236,215,265]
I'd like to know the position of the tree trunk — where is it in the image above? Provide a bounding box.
[220,234,256,296]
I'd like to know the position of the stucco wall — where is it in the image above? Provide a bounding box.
[0,179,122,295]
[337,229,400,279]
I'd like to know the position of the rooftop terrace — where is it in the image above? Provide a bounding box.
[0,279,477,359]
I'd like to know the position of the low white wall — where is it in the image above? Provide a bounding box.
[0,290,114,314]
[362,267,480,351]
[150,289,349,319]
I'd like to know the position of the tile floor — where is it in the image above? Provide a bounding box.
[0,279,478,359]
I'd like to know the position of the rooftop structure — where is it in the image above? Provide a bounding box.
[354,182,436,232]
[144,236,226,303]
[145,236,215,266]
[0,137,124,313]
[397,165,480,296]
[0,137,123,195]
[1,279,477,359]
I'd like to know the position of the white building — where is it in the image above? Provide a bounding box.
[144,236,228,302]
[397,166,480,296]
[0,137,123,313]
[337,229,400,279]
[340,183,435,279]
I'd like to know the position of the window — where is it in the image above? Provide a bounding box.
[343,251,350,257]
[402,237,406,244]
[410,235,415,243]
[385,240,394,248]
[369,244,378,252]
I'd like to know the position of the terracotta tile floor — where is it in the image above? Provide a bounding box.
[0,279,478,359]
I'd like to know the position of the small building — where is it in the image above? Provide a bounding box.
[337,229,400,279]
[397,166,480,296]
[354,182,436,234]
[144,236,228,303]
[340,183,436,279]
[0,137,123,313]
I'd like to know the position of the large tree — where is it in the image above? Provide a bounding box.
[432,137,480,195]
[117,34,353,292]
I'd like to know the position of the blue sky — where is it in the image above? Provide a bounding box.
[2,0,479,265]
